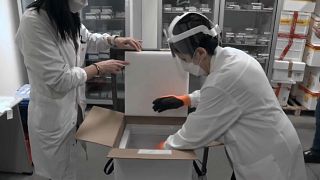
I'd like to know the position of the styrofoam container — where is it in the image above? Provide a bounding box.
[307,14,320,46]
[279,11,311,36]
[283,0,315,13]
[275,37,306,62]
[296,85,319,110]
[302,65,320,91]
[272,83,292,106]
[272,60,306,82]
[303,43,320,67]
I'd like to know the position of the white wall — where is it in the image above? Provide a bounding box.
[0,0,28,96]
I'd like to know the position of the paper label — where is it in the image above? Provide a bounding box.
[138,149,172,155]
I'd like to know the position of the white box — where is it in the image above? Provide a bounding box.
[76,107,198,180]
[272,60,306,82]
[283,0,316,13]
[272,83,292,106]
[302,65,320,91]
[303,43,320,66]
[307,14,320,46]
[279,11,311,36]
[125,51,189,117]
[290,83,300,97]
[275,37,306,62]
[296,84,319,110]
[114,124,193,180]
[314,1,320,16]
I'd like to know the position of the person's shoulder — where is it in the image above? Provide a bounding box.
[219,47,248,57]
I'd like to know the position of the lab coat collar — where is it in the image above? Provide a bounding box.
[209,46,223,74]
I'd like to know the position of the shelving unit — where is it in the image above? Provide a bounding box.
[219,0,281,74]
[224,9,273,13]
[222,42,269,47]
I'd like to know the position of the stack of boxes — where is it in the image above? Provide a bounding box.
[272,0,315,107]
[296,2,320,110]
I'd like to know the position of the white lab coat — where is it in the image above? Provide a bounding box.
[166,46,307,180]
[16,9,112,179]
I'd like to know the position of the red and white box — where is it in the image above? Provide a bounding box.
[272,83,292,106]
[296,84,320,110]
[302,65,320,91]
[279,11,311,36]
[283,0,316,13]
[303,43,320,67]
[275,36,306,62]
[307,14,320,46]
[272,60,306,82]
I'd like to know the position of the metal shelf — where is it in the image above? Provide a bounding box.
[222,42,269,47]
[163,11,212,14]
[224,9,273,13]
[86,98,113,105]
[83,18,125,21]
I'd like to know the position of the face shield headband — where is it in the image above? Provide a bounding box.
[167,24,221,57]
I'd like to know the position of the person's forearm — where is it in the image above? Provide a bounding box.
[83,64,98,81]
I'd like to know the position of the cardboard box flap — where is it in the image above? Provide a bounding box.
[107,148,197,160]
[76,106,124,147]
[273,60,306,71]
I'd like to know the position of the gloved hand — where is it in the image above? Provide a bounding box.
[152,95,191,113]
[155,141,166,150]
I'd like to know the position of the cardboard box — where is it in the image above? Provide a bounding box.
[279,11,311,36]
[76,51,224,180]
[275,37,306,62]
[303,43,320,66]
[76,107,197,180]
[283,0,316,13]
[296,84,320,110]
[302,65,320,91]
[272,60,306,82]
[272,83,292,106]
[307,14,320,46]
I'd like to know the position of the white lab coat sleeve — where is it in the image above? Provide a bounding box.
[188,90,201,108]
[81,24,112,53]
[165,86,242,150]
[16,16,87,95]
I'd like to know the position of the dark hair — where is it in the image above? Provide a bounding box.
[172,13,219,57]
[27,0,81,51]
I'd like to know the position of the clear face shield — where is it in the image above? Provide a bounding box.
[167,24,221,58]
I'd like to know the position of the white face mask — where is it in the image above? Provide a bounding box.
[179,58,207,77]
[69,0,88,13]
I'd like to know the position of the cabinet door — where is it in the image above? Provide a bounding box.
[161,0,220,49]
[81,0,126,105]
[219,0,279,72]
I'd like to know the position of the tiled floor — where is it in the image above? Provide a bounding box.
[0,112,319,180]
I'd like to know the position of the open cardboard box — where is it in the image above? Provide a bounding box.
[76,106,197,180]
[77,51,199,180]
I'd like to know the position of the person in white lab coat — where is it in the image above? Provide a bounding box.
[152,12,307,180]
[15,0,141,179]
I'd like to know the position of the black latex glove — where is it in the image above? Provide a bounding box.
[152,96,184,113]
